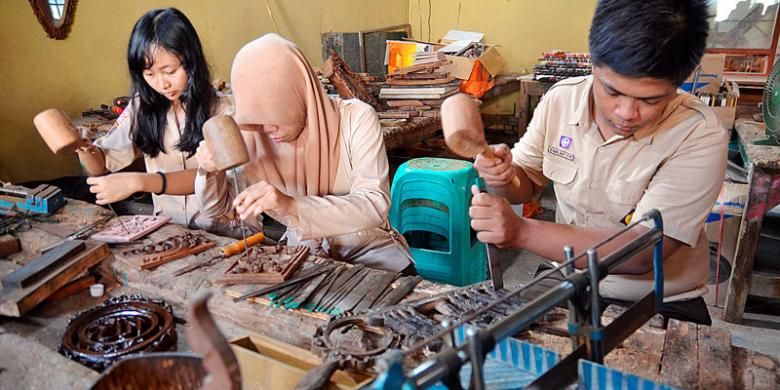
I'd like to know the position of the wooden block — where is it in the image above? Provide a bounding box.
[0,234,21,258]
[45,274,96,301]
[0,242,110,317]
[1,240,85,288]
[660,319,699,388]
[697,326,733,389]
[386,100,424,108]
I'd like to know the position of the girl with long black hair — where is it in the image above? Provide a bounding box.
[77,8,248,236]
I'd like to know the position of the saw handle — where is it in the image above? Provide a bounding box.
[221,232,265,257]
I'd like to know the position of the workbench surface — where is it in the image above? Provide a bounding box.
[1,199,778,388]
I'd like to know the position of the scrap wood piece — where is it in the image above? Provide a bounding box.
[0,242,110,317]
[120,232,216,270]
[91,215,170,243]
[45,274,97,302]
[388,61,445,76]
[386,100,424,108]
[0,234,21,257]
[385,76,455,86]
[659,319,699,388]
[322,49,378,108]
[216,246,309,286]
[1,239,85,288]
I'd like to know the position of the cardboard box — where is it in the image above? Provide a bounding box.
[444,45,507,80]
[712,182,748,217]
[682,53,726,92]
[230,333,372,389]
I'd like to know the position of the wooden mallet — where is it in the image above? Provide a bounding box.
[33,108,83,155]
[202,115,252,255]
[441,93,520,187]
[202,115,250,171]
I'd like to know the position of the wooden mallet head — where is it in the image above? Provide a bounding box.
[440,93,495,159]
[33,108,82,155]
[202,115,250,171]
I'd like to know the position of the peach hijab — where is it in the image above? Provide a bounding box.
[231,34,341,197]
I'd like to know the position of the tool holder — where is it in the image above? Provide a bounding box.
[371,209,665,389]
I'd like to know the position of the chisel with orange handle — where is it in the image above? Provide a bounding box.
[172,232,265,277]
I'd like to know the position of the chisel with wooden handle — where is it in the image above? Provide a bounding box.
[172,232,265,277]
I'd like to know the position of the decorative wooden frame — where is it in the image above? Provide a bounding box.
[216,246,309,286]
[29,0,78,40]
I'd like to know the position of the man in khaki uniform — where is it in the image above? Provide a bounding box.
[471,0,727,325]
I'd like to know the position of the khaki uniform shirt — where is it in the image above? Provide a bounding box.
[513,76,728,302]
[95,95,241,234]
[196,99,412,272]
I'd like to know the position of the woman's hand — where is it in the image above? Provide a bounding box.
[195,141,217,173]
[233,181,296,220]
[86,172,143,205]
[473,144,517,188]
[469,185,522,248]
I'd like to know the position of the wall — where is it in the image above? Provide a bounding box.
[0,0,409,182]
[409,0,597,114]
[0,0,595,182]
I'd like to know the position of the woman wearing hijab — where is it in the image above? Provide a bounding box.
[195,34,412,273]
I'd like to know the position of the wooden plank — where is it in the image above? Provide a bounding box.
[747,271,780,298]
[659,319,699,388]
[0,234,21,258]
[697,326,733,389]
[44,274,96,302]
[725,168,772,322]
[0,242,110,316]
[1,240,85,288]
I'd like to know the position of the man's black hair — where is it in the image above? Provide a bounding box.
[589,0,710,86]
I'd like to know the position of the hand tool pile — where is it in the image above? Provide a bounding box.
[234,262,423,316]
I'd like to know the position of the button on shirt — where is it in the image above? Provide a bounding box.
[512,76,728,302]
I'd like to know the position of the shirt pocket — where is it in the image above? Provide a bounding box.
[605,180,647,223]
[543,156,578,185]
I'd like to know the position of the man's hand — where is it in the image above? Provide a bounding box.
[195,141,217,173]
[234,181,296,220]
[473,144,517,188]
[87,173,142,205]
[469,185,522,248]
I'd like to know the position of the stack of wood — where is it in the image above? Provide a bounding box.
[378,53,458,129]
[320,49,378,108]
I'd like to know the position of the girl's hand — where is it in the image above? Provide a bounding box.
[233,181,296,220]
[469,185,522,248]
[75,137,97,154]
[195,141,217,173]
[87,173,142,205]
[473,144,517,188]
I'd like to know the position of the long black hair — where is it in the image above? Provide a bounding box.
[127,8,215,158]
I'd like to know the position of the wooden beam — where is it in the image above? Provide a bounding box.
[1,240,85,288]
[697,325,733,389]
[660,319,699,388]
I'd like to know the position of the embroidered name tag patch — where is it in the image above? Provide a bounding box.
[548,145,575,161]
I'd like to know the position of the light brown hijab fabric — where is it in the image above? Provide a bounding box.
[231,33,341,197]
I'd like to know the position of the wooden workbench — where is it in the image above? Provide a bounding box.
[1,199,778,388]
[724,119,780,323]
